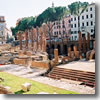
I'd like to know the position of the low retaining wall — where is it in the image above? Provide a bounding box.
[31,61,49,69]
[13,58,49,69]
[13,58,26,65]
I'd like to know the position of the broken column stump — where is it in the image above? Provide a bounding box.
[54,49,58,64]
[21,83,32,92]
[89,50,95,60]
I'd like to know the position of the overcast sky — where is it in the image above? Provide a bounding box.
[0,0,95,29]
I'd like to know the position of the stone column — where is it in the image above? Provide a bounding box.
[40,27,43,51]
[36,26,39,51]
[78,31,82,59]
[68,47,71,57]
[73,46,78,58]
[83,35,86,54]
[42,25,46,52]
[25,30,28,50]
[31,29,34,51]
[93,41,95,49]
[19,33,22,50]
[54,49,58,63]
[87,32,90,51]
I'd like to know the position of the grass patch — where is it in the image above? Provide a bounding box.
[0,72,79,94]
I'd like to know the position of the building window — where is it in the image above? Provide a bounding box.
[71,24,73,28]
[74,31,77,34]
[74,17,76,21]
[63,31,65,35]
[71,31,73,34]
[54,32,56,35]
[82,16,84,20]
[90,14,93,18]
[86,15,88,19]
[59,31,61,34]
[82,22,84,27]
[57,31,58,35]
[74,24,76,28]
[90,7,92,11]
[75,36,77,40]
[87,22,89,26]
[1,18,4,21]
[56,22,58,25]
[91,21,93,26]
[71,18,73,21]
[78,16,80,20]
[62,25,65,28]
[72,36,73,40]
[1,31,3,35]
[59,26,61,28]
[69,20,71,23]
[91,29,94,33]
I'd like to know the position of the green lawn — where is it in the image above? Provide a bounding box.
[0,72,79,94]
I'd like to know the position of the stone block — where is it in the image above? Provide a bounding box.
[21,83,32,92]
[31,61,49,69]
[42,55,48,61]
[26,51,32,56]
[18,50,24,56]
[13,58,26,65]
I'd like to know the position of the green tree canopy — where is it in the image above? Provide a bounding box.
[11,6,68,35]
[68,1,89,16]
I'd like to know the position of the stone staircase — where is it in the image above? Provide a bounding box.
[47,67,95,87]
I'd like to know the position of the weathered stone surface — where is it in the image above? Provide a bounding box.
[31,61,49,69]
[0,86,12,94]
[26,51,32,56]
[89,50,95,60]
[13,58,27,65]
[18,50,24,56]
[21,83,32,92]
[86,51,91,61]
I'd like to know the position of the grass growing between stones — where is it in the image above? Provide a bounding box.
[0,72,79,94]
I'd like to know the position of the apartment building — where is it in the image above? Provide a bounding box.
[70,3,95,41]
[0,16,12,44]
[52,15,71,40]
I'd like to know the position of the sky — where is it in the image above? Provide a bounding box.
[0,0,95,29]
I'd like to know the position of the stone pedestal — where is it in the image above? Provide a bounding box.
[54,49,58,63]
[21,83,32,92]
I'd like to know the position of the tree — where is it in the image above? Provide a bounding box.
[68,1,89,32]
